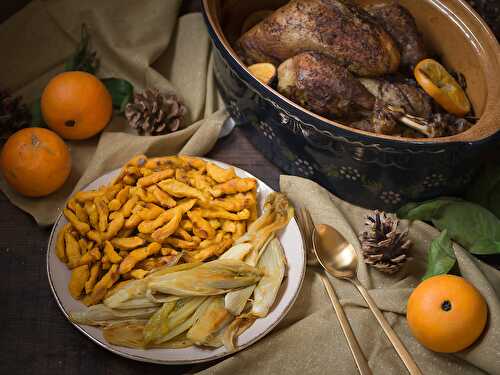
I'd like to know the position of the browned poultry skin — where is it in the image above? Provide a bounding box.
[277,52,375,119]
[237,0,400,77]
[365,2,428,67]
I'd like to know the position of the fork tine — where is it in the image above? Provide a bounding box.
[296,209,309,249]
[298,207,318,265]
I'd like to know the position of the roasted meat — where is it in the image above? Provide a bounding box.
[237,0,400,77]
[277,52,375,119]
[365,2,428,67]
[357,78,431,134]
[359,78,432,118]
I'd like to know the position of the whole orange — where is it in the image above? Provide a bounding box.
[407,274,487,353]
[41,71,112,140]
[1,127,71,197]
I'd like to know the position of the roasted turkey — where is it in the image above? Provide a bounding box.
[236,0,471,137]
[237,0,400,77]
[277,52,375,119]
[364,2,428,67]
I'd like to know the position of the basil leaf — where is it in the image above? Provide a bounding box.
[30,97,47,127]
[466,163,500,220]
[101,78,134,113]
[400,198,500,255]
[397,198,458,221]
[65,24,99,74]
[470,238,500,255]
[423,230,456,280]
[432,201,500,254]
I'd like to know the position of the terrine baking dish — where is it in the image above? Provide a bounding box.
[202,0,500,210]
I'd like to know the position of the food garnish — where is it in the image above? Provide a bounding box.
[414,58,471,117]
[247,63,276,85]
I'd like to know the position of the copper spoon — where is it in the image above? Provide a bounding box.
[313,224,423,375]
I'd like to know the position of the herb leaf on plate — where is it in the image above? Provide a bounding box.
[423,229,456,280]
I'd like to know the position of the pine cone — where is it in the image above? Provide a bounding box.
[359,211,412,274]
[124,89,187,136]
[0,89,32,140]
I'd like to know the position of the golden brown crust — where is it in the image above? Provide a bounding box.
[237,0,400,77]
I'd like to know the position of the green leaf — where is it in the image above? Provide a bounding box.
[101,78,134,113]
[65,23,99,74]
[469,238,500,255]
[423,229,456,280]
[466,163,500,220]
[397,198,459,221]
[396,202,420,218]
[29,98,47,128]
[432,201,500,254]
[398,198,500,255]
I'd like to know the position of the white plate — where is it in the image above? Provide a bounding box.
[47,158,306,365]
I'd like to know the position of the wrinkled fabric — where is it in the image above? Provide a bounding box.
[0,0,224,226]
[194,176,499,375]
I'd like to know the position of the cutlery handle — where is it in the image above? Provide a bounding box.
[352,279,423,375]
[319,272,373,375]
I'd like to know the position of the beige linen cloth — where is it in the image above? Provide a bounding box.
[194,176,500,375]
[0,0,224,226]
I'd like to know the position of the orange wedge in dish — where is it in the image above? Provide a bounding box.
[414,58,471,117]
[248,63,276,85]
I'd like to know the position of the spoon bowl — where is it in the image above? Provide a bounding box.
[313,224,358,279]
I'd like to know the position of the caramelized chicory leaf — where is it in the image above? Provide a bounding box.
[143,301,176,345]
[147,259,262,296]
[423,230,456,280]
[251,238,287,318]
[103,320,148,349]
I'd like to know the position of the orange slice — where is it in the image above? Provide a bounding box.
[248,63,276,85]
[414,59,471,117]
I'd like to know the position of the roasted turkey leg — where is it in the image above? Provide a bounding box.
[237,0,400,77]
[277,52,375,119]
[364,2,428,67]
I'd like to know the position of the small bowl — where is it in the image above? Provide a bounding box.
[202,0,500,210]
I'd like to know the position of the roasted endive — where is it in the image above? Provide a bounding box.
[69,192,294,353]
